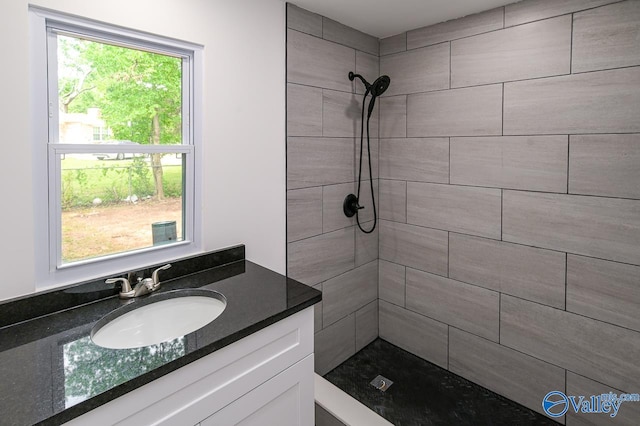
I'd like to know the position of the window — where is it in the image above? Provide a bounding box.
[30,7,202,287]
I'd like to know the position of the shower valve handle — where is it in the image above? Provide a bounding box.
[343,193,364,218]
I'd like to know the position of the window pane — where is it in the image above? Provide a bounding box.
[60,154,185,264]
[56,34,183,145]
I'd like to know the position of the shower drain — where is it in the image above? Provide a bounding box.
[370,375,393,392]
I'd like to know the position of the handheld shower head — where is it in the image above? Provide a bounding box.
[367,75,391,118]
[370,75,390,97]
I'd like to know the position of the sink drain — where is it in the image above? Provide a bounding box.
[370,375,393,392]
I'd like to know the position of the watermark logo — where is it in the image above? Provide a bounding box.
[542,391,640,418]
[542,391,569,417]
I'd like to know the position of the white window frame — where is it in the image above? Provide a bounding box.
[30,6,203,289]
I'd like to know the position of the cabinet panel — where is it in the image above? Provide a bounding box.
[64,308,314,426]
[201,355,314,426]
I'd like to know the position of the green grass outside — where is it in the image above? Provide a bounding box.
[61,156,183,208]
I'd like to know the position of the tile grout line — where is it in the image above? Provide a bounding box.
[570,13,574,74]
[566,135,570,194]
[448,137,451,184]
[501,83,505,136]
[447,232,451,278]
[564,252,568,311]
[403,264,407,307]
[449,41,452,89]
[500,189,504,241]
[405,179,408,224]
[447,325,450,370]
[498,293,501,344]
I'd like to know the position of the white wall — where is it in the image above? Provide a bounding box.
[0,0,286,301]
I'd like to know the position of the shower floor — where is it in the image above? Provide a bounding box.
[324,338,560,426]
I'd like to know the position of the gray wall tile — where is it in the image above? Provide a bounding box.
[379,259,405,307]
[379,96,407,138]
[287,29,354,92]
[379,220,448,276]
[505,0,619,27]
[504,67,640,135]
[503,190,640,266]
[407,7,504,49]
[356,139,379,181]
[322,17,379,56]
[355,51,380,95]
[315,313,355,375]
[569,134,640,199]
[450,136,568,193]
[450,328,565,418]
[323,89,379,138]
[355,220,378,267]
[379,300,448,368]
[322,261,378,327]
[408,84,503,137]
[287,3,322,37]
[501,295,640,392]
[323,183,355,233]
[313,283,323,333]
[407,182,502,239]
[379,179,407,222]
[566,372,640,425]
[573,1,640,73]
[287,137,354,189]
[380,138,449,183]
[450,233,566,309]
[288,227,355,285]
[406,268,500,341]
[451,15,571,88]
[380,33,406,56]
[356,300,378,352]
[567,255,640,333]
[380,43,450,97]
[287,187,323,243]
[287,83,322,137]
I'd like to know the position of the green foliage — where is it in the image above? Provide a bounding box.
[59,35,182,145]
[130,156,154,195]
[60,158,182,207]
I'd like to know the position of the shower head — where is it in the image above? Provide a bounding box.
[349,72,392,118]
[370,75,390,97]
[348,72,391,98]
[366,75,390,117]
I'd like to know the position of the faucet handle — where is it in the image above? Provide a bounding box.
[106,277,135,298]
[151,264,172,287]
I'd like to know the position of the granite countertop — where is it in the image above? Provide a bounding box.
[0,246,321,426]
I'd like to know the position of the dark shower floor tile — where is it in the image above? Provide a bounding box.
[324,338,560,426]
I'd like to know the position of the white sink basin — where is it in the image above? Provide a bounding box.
[91,289,226,349]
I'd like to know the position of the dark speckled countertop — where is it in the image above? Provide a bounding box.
[0,245,321,426]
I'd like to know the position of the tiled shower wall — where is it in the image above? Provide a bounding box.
[377,0,640,423]
[285,4,380,375]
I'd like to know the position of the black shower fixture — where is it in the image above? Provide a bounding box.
[344,72,391,234]
[348,72,391,118]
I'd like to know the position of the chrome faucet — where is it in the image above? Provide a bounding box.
[106,264,172,299]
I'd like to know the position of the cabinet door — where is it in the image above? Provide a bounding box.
[201,354,314,426]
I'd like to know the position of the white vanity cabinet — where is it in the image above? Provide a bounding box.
[65,307,314,426]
